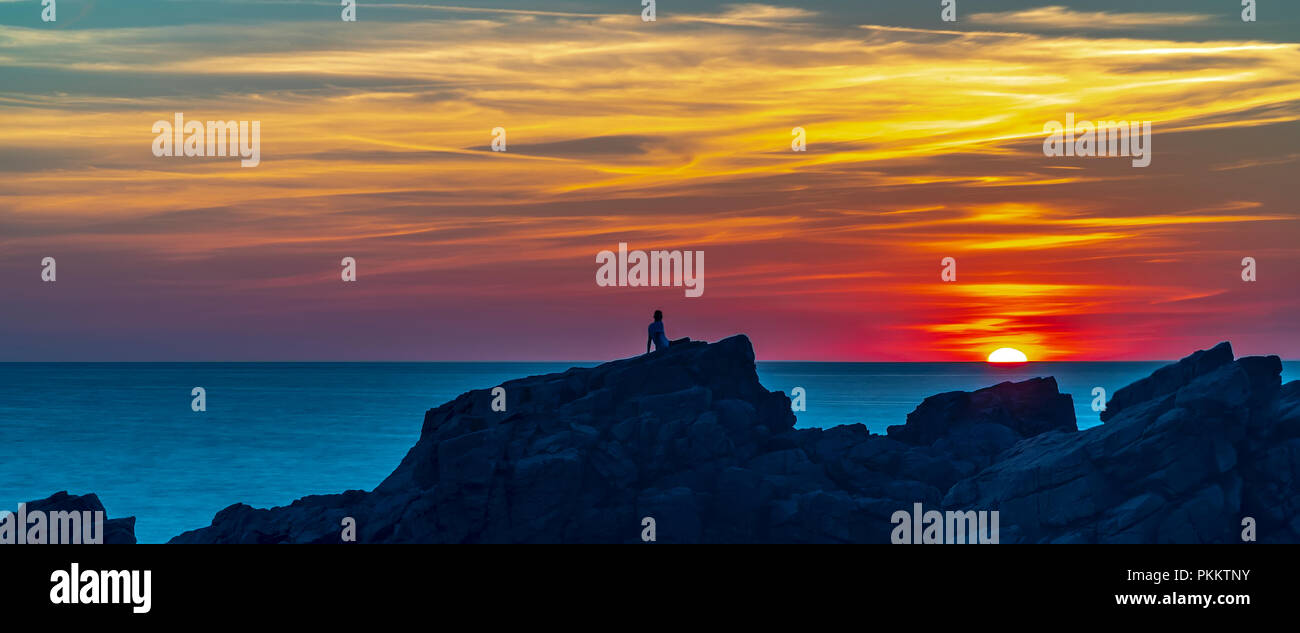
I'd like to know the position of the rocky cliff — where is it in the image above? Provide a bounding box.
[169,336,1300,544]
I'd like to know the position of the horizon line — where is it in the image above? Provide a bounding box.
[4,358,1298,364]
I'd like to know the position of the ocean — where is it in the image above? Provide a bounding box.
[3,361,1296,543]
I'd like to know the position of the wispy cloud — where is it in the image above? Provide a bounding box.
[968,6,1214,30]
[0,3,1297,360]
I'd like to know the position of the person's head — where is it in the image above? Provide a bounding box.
[653,310,663,322]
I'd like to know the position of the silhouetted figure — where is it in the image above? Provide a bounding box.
[647,310,670,353]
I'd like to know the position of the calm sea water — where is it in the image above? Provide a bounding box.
[3,361,1296,543]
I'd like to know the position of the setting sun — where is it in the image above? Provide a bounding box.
[988,348,1029,363]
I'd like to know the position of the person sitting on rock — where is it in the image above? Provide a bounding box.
[647,310,671,353]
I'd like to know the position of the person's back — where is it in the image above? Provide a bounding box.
[647,310,670,353]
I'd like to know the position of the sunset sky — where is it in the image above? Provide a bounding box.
[1,0,1297,361]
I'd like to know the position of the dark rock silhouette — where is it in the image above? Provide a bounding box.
[11,491,136,544]
[946,341,1298,543]
[169,336,1300,543]
[887,376,1076,445]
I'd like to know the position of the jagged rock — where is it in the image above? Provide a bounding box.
[8,491,136,544]
[946,343,1297,543]
[1101,341,1234,422]
[170,337,1300,544]
[887,377,1076,446]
